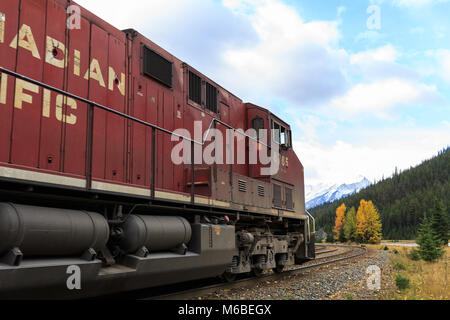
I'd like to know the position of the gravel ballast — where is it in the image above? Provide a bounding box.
[195,249,393,300]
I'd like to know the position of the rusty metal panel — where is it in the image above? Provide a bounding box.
[0,0,20,163]
[273,184,282,208]
[146,79,160,188]
[63,15,90,177]
[251,181,271,209]
[105,34,127,182]
[214,168,231,203]
[173,100,184,192]
[286,187,294,210]
[131,78,148,186]
[39,0,67,172]
[163,92,174,190]
[10,0,46,167]
[232,175,251,206]
[90,24,109,181]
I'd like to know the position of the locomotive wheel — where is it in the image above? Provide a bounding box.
[273,265,285,274]
[252,268,264,277]
[222,272,237,283]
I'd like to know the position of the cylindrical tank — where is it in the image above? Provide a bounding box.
[0,203,110,257]
[119,215,192,254]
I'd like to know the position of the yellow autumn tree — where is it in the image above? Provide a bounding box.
[333,204,346,241]
[366,201,383,244]
[356,200,369,243]
[356,200,383,244]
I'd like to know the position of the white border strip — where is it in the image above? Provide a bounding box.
[0,166,86,188]
[0,166,303,219]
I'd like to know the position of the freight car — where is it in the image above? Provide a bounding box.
[0,0,315,299]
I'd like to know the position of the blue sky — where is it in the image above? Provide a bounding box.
[77,0,450,186]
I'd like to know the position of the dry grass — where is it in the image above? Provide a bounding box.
[372,245,450,300]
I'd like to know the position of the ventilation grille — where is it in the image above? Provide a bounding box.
[258,185,265,197]
[206,82,218,113]
[189,71,202,104]
[143,46,172,88]
[286,188,293,210]
[273,184,282,208]
[238,180,247,193]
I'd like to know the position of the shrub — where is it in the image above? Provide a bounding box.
[383,246,389,251]
[407,249,421,261]
[344,294,354,300]
[395,275,410,291]
[394,260,406,271]
[393,249,399,255]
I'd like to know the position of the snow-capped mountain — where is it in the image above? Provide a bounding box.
[305,176,371,209]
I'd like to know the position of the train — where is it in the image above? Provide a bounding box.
[0,0,315,299]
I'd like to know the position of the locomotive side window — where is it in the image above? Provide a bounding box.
[272,121,281,144]
[280,127,287,145]
[189,71,202,105]
[287,130,292,148]
[205,82,218,113]
[252,117,265,140]
[143,46,173,88]
[272,120,292,149]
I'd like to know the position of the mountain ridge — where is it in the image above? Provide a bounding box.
[309,148,450,240]
[306,177,371,209]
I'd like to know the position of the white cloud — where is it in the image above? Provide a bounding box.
[372,0,450,7]
[331,79,439,116]
[220,0,348,107]
[76,0,348,108]
[351,45,399,64]
[350,45,419,81]
[294,115,337,141]
[392,0,449,7]
[295,128,450,186]
[75,0,257,76]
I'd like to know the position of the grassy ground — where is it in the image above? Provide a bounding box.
[366,244,450,300]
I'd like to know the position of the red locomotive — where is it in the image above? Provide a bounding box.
[0,0,315,299]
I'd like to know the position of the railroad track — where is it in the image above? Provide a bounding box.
[141,245,368,300]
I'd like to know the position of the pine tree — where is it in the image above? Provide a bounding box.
[417,217,445,262]
[333,204,346,242]
[430,199,449,246]
[343,207,357,242]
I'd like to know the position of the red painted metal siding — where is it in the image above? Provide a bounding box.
[0,0,306,215]
[63,14,90,177]
[105,35,126,183]
[10,0,46,167]
[39,0,67,172]
[0,0,19,163]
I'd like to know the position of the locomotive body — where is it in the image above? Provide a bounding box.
[0,0,315,299]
